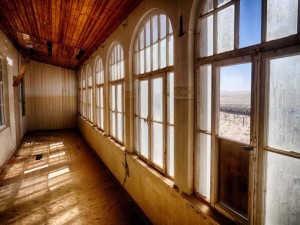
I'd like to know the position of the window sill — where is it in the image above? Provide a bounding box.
[183,195,235,225]
[130,154,234,224]
[0,125,8,133]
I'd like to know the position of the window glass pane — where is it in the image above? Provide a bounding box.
[218,0,230,7]
[145,20,151,46]
[101,71,104,84]
[217,5,234,53]
[140,118,149,158]
[195,133,211,198]
[140,80,148,118]
[100,109,104,129]
[197,65,212,131]
[152,122,163,168]
[96,72,100,85]
[139,29,145,49]
[111,85,115,111]
[121,60,124,78]
[111,112,116,137]
[160,15,167,38]
[135,117,139,151]
[168,125,174,177]
[117,84,122,112]
[152,15,158,43]
[168,72,174,124]
[152,77,163,122]
[153,43,159,71]
[146,47,151,72]
[198,15,213,57]
[117,112,123,142]
[160,39,167,69]
[268,55,300,152]
[219,63,251,144]
[202,0,213,15]
[96,88,99,108]
[140,49,145,74]
[100,87,104,108]
[168,35,174,66]
[134,80,139,115]
[134,52,139,75]
[239,0,262,48]
[265,152,300,225]
[266,0,298,41]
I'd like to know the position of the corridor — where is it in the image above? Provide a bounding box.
[0,130,147,225]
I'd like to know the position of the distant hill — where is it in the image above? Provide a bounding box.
[220,91,251,115]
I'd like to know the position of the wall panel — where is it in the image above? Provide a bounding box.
[25,61,77,130]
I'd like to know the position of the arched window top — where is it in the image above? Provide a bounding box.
[108,43,124,81]
[86,64,92,87]
[81,69,86,88]
[197,0,298,57]
[134,12,173,75]
[95,57,104,85]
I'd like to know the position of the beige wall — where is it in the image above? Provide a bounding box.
[25,61,77,130]
[0,30,27,167]
[77,0,229,224]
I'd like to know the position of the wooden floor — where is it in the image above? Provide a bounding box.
[0,130,147,225]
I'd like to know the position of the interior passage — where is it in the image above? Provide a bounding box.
[0,130,147,225]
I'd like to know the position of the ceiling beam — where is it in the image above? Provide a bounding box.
[13,56,31,87]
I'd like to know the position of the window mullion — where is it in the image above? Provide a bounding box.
[163,74,168,174]
[234,0,240,49]
[213,1,217,55]
[149,77,152,163]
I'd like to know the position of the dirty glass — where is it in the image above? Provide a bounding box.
[266,0,298,41]
[268,55,300,152]
[217,5,234,53]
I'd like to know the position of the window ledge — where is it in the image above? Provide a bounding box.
[182,194,235,225]
[0,125,8,133]
[107,136,126,151]
[129,153,234,224]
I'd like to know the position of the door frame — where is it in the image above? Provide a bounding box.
[210,55,258,224]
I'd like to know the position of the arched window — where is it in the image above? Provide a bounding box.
[81,69,87,118]
[95,57,105,130]
[195,0,299,223]
[108,43,125,143]
[133,12,174,177]
[0,56,5,127]
[78,72,82,116]
[86,65,93,123]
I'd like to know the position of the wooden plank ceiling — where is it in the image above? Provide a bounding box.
[0,0,142,70]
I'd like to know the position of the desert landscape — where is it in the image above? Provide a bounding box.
[219,91,251,144]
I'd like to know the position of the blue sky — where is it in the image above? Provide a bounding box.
[219,0,261,92]
[239,0,262,47]
[220,63,252,92]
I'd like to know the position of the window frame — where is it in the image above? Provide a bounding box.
[81,69,87,118]
[133,12,175,178]
[0,56,5,129]
[108,43,125,144]
[95,57,105,131]
[86,65,93,123]
[195,0,300,224]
